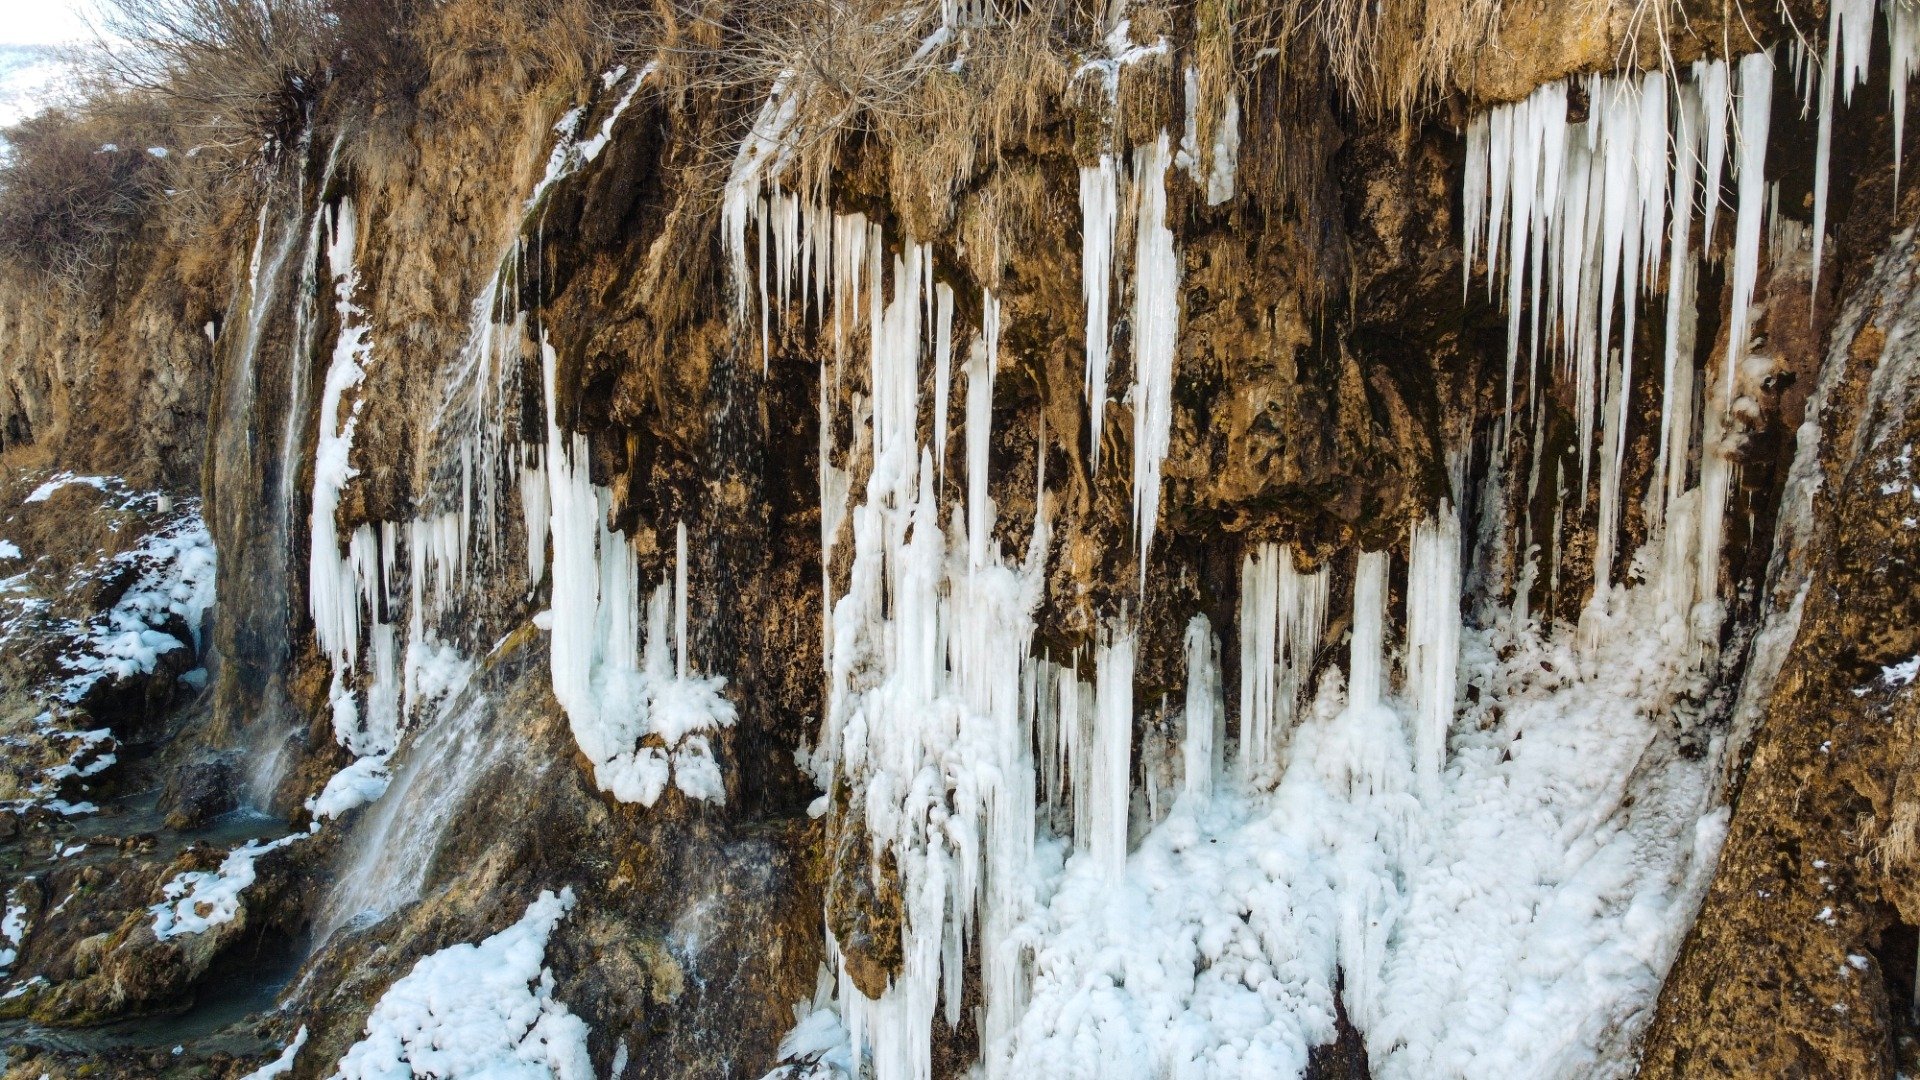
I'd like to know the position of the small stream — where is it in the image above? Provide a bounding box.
[0,940,299,1059]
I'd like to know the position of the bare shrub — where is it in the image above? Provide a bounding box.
[91,0,337,160]
[0,99,170,278]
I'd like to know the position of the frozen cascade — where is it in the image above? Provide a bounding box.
[1129,133,1179,580]
[540,338,737,807]
[1180,615,1222,805]
[1406,510,1462,800]
[1007,499,1731,1078]
[736,72,1737,1078]
[1237,543,1329,785]
[305,198,407,759]
[1079,155,1118,471]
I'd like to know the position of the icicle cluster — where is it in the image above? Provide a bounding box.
[1237,543,1329,785]
[540,339,737,807]
[1464,52,1774,643]
[304,65,666,794]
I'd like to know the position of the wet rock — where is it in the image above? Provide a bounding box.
[160,754,239,831]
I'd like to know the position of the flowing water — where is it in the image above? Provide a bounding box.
[318,680,518,939]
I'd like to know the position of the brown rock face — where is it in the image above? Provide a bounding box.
[6,1,1920,1077]
[1640,212,1920,1080]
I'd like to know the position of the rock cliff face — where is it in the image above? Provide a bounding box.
[0,0,1916,1077]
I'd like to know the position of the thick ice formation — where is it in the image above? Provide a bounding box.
[329,889,593,1080]
[1079,154,1118,469]
[1129,132,1180,580]
[1236,543,1329,785]
[541,340,738,807]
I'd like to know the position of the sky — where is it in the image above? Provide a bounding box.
[0,0,99,47]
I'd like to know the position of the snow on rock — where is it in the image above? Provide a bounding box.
[0,895,26,970]
[329,888,593,1080]
[22,472,111,504]
[307,755,393,820]
[762,967,857,1080]
[240,1026,308,1080]
[56,509,216,704]
[151,834,303,940]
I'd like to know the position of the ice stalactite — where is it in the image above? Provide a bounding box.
[1726,50,1774,403]
[1892,0,1920,194]
[1181,614,1222,805]
[967,291,1000,572]
[933,282,955,483]
[1078,155,1118,472]
[540,339,737,807]
[1812,0,1877,292]
[1237,543,1330,785]
[519,449,550,586]
[1652,79,1702,539]
[1464,55,1773,636]
[1129,132,1179,581]
[1406,511,1462,800]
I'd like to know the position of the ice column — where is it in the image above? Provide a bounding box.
[1406,509,1462,800]
[1238,543,1329,784]
[1090,621,1135,881]
[1080,156,1118,471]
[1181,614,1222,804]
[1130,133,1179,582]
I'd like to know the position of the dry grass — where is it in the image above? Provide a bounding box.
[603,0,1076,217]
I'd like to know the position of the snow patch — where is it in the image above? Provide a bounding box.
[328,889,593,1080]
